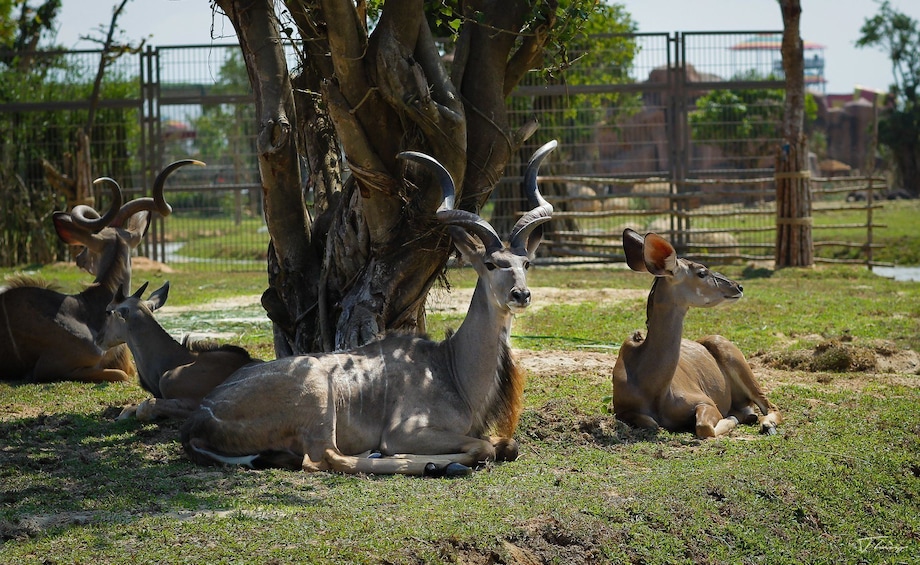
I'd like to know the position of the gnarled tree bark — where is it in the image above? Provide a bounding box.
[214,0,557,355]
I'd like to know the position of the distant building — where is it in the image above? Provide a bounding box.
[729,33,826,94]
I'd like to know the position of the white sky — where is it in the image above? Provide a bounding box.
[54,0,920,95]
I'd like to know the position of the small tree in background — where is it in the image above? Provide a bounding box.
[690,70,818,170]
[857,0,920,197]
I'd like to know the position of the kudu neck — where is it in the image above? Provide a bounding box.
[128,313,195,396]
[94,238,133,296]
[641,278,689,369]
[448,278,515,388]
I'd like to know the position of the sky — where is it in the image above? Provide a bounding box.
[53,0,920,96]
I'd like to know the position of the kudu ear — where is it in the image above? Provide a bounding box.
[642,233,678,276]
[111,284,128,305]
[53,213,101,249]
[131,281,150,299]
[120,210,152,243]
[447,226,483,265]
[146,281,170,311]
[622,229,648,273]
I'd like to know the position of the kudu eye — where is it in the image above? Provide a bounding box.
[484,262,497,271]
[523,260,531,271]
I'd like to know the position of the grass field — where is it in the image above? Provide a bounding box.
[1,222,919,563]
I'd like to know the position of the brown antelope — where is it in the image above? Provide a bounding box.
[98,281,260,421]
[0,160,202,382]
[612,229,781,438]
[180,141,557,476]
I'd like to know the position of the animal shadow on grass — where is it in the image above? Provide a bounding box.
[0,409,245,541]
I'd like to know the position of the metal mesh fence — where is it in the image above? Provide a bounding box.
[0,32,883,272]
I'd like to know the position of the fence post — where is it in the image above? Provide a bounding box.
[866,175,874,268]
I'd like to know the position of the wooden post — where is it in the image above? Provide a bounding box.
[775,0,813,267]
[774,141,812,266]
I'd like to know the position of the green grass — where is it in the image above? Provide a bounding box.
[2,260,920,563]
[143,195,920,270]
[164,215,269,262]
[814,198,920,265]
[2,206,920,563]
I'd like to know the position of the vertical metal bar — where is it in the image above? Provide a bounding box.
[670,32,689,254]
[142,46,164,263]
[866,175,874,268]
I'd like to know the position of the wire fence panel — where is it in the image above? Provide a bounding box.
[0,33,886,272]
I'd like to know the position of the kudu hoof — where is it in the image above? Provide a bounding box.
[423,462,472,478]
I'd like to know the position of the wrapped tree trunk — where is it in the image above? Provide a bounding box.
[775,0,813,267]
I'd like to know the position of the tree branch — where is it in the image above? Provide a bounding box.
[457,0,534,210]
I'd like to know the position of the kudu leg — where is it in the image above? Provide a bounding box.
[321,430,500,476]
[490,436,519,462]
[694,404,738,438]
[322,449,476,476]
[133,398,201,421]
[33,357,130,383]
[700,336,782,435]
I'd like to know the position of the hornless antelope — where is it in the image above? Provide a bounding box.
[612,229,781,438]
[98,281,260,421]
[0,160,202,382]
[181,141,557,476]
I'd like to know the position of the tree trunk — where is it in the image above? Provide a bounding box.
[216,0,318,356]
[775,0,813,268]
[217,0,555,355]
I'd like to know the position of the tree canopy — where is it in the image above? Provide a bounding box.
[857,0,920,195]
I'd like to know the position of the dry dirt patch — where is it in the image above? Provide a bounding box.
[424,286,646,314]
[160,286,646,315]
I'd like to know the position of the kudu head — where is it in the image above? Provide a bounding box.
[622,228,743,310]
[52,160,204,278]
[398,141,556,314]
[99,281,169,350]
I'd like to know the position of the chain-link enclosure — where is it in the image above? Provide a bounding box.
[0,33,885,271]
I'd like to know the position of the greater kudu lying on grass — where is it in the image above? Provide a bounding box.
[612,229,781,438]
[0,160,202,382]
[99,281,260,420]
[181,141,557,476]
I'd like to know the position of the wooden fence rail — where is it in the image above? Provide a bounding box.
[533,174,888,267]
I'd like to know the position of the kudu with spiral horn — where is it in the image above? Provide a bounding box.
[0,160,202,382]
[181,141,557,476]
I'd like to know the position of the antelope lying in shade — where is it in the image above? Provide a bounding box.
[0,160,201,382]
[612,229,781,438]
[181,141,557,476]
[98,281,260,421]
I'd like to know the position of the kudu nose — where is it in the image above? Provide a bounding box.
[510,288,531,306]
[737,285,743,293]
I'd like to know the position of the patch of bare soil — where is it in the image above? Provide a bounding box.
[424,286,647,314]
[516,349,617,380]
[131,257,177,273]
[430,520,615,565]
[157,294,264,315]
[515,336,919,395]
